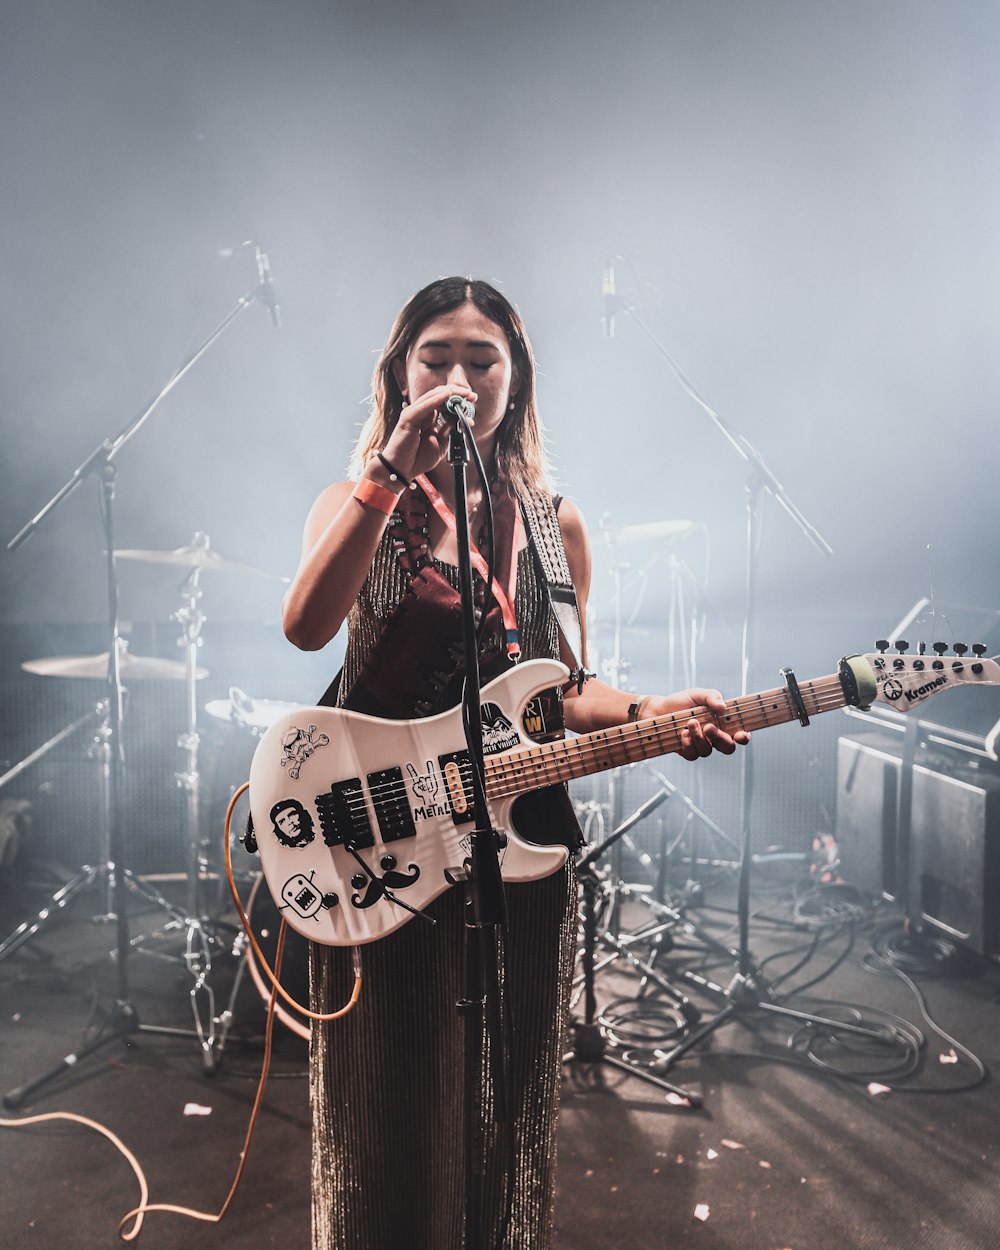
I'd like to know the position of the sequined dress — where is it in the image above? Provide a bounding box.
[309,484,579,1250]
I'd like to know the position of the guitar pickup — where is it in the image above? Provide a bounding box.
[315,778,374,849]
[439,751,475,826]
[368,767,418,842]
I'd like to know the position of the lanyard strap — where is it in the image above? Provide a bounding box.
[416,474,520,659]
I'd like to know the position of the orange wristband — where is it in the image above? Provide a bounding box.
[353,477,401,516]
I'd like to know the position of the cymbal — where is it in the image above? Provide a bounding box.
[22,650,207,681]
[114,545,288,582]
[605,519,696,546]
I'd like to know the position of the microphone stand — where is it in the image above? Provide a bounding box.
[3,274,274,1105]
[612,296,887,1074]
[444,412,510,1250]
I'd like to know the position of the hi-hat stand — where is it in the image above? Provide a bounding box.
[121,538,242,1071]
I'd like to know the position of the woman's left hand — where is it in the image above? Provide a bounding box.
[639,688,750,761]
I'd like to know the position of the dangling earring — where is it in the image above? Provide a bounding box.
[508,400,515,411]
[401,393,409,407]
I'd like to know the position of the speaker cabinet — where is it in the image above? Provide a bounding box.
[836,733,1000,954]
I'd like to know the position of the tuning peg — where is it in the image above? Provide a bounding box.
[875,639,890,654]
[953,643,968,657]
[972,644,987,658]
[917,641,926,655]
[894,640,908,654]
[932,642,948,656]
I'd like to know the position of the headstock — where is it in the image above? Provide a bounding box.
[861,640,1000,712]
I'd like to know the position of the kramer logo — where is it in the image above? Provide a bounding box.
[905,674,948,702]
[884,673,948,703]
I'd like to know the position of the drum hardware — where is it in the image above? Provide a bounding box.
[3,263,281,1106]
[0,702,110,960]
[565,788,702,1105]
[215,874,311,1049]
[119,532,289,1068]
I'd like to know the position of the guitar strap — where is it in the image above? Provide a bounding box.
[315,485,587,713]
[519,488,589,692]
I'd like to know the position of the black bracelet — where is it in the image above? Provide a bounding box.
[376,451,414,490]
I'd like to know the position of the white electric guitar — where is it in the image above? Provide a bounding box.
[247,645,999,946]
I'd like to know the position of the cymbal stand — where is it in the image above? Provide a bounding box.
[4,261,274,1105]
[177,552,208,920]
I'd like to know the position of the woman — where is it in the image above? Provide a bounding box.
[282,277,748,1249]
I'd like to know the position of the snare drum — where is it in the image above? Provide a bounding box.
[245,873,311,1041]
[205,688,302,736]
[203,688,304,871]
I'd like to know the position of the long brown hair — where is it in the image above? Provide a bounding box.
[349,277,553,495]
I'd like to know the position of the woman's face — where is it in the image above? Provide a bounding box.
[392,301,517,443]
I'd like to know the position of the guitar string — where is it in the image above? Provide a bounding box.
[283,658,991,818]
[327,677,853,812]
[296,677,853,829]
[265,660,990,843]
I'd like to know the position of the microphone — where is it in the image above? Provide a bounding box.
[255,245,281,328]
[443,394,476,422]
[601,259,617,338]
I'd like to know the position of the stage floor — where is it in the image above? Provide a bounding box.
[2,862,998,1250]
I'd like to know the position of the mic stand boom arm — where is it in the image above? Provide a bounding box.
[7,281,265,555]
[618,300,833,562]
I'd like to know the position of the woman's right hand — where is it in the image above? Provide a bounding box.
[382,384,478,480]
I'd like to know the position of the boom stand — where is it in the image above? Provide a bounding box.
[4,274,273,1106]
[611,294,888,1073]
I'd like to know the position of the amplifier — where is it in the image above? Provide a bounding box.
[835,733,1000,954]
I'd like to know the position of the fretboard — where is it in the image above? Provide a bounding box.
[485,671,849,800]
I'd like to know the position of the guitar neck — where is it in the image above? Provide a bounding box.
[485,670,849,799]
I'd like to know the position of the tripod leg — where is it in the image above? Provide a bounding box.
[3,1000,139,1109]
[0,867,99,963]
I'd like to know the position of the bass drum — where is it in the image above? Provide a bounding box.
[246,873,311,1041]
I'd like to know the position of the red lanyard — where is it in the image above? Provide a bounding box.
[416,474,520,661]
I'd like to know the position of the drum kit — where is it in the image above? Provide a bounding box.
[0,532,309,1070]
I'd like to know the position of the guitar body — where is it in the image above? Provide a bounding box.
[249,644,1000,948]
[248,659,570,947]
